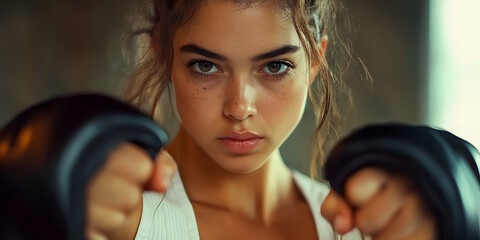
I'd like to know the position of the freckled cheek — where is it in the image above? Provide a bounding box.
[261,84,308,128]
[176,87,203,116]
[174,83,220,134]
[171,69,211,121]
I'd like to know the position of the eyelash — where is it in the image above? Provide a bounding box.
[186,60,220,79]
[260,60,296,80]
[185,59,296,80]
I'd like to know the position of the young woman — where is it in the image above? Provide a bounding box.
[86,0,436,239]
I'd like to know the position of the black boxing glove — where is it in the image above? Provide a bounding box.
[325,124,480,240]
[0,94,168,240]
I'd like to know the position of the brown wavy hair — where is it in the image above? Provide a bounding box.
[124,0,364,179]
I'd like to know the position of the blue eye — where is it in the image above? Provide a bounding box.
[192,61,219,74]
[262,61,292,74]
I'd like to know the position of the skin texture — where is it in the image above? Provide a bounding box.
[85,0,436,239]
[321,168,436,240]
[166,0,320,238]
[170,0,315,174]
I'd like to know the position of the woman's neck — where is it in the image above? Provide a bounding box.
[165,127,298,224]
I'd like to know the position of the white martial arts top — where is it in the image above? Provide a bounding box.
[135,170,362,240]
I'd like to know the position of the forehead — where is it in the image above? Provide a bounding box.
[174,0,301,57]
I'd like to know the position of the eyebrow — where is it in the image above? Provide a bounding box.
[180,44,300,62]
[180,44,228,61]
[252,45,300,61]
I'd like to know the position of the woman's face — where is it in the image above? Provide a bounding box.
[171,0,318,173]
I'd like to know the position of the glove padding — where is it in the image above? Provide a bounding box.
[325,124,480,240]
[0,94,168,240]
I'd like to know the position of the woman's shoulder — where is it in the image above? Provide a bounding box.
[292,170,364,240]
[292,170,331,201]
[291,170,337,240]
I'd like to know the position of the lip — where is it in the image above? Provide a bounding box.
[218,131,264,154]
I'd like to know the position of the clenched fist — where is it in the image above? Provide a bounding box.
[321,167,437,240]
[85,143,177,240]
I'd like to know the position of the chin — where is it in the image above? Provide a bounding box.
[214,154,268,174]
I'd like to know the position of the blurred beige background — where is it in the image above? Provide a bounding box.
[1,0,478,175]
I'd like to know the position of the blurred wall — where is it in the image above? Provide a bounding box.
[0,0,429,175]
[344,0,429,125]
[0,0,136,124]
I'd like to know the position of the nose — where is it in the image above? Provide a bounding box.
[223,75,257,121]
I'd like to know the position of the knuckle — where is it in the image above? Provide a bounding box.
[157,150,177,167]
[344,178,360,203]
[135,155,154,180]
[107,142,154,182]
[88,206,126,233]
[345,169,387,207]
[88,173,115,202]
[108,211,127,230]
[111,142,150,161]
[157,151,178,176]
[122,185,142,208]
